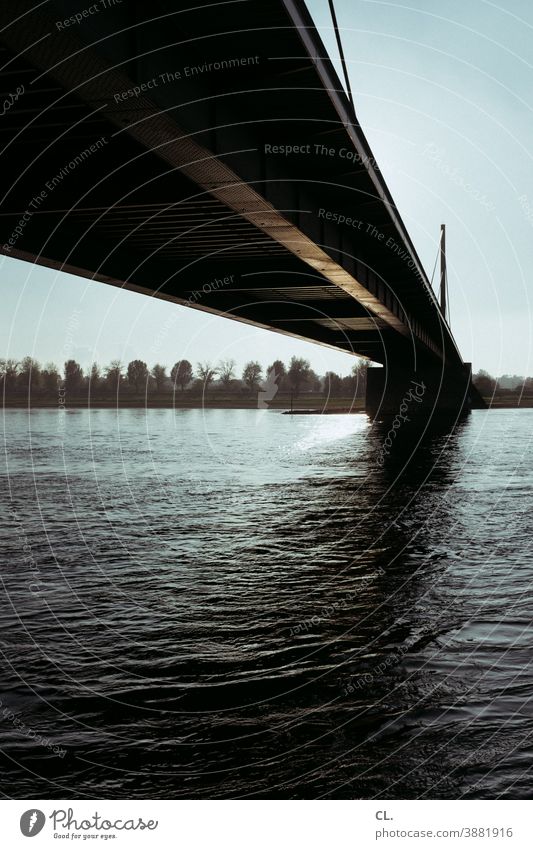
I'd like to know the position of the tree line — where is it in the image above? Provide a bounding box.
[2,358,524,401]
[472,370,533,395]
[1,358,527,402]
[0,355,369,399]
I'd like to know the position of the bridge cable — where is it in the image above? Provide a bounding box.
[327,0,356,118]
[445,257,451,326]
[429,245,439,292]
[429,241,451,325]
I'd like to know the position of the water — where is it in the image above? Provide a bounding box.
[1,407,533,799]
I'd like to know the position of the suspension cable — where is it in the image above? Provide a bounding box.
[429,243,440,291]
[445,258,450,326]
[327,0,356,118]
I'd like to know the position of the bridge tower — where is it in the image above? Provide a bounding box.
[366,225,473,421]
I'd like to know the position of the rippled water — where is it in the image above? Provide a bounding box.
[1,407,533,799]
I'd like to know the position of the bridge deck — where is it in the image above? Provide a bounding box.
[0,0,464,371]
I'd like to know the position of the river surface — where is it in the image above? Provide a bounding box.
[1,407,532,799]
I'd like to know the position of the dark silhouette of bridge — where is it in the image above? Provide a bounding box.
[0,0,474,417]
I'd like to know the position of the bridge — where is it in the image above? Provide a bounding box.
[0,0,473,417]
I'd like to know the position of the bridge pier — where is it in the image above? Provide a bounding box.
[365,362,473,420]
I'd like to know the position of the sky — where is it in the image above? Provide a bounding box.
[1,0,532,378]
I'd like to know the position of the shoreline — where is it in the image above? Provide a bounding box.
[2,400,366,412]
[2,398,532,411]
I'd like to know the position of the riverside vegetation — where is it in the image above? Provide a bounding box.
[0,357,529,408]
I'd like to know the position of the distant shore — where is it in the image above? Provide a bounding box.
[2,397,366,412]
[3,396,533,411]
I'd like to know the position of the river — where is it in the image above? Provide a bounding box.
[1,407,532,799]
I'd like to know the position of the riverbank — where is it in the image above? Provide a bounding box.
[3,398,365,413]
[2,395,532,410]
[1,395,365,411]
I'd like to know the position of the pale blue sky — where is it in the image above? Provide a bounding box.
[308,0,533,377]
[1,0,532,377]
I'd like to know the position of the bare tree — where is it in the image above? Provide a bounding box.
[242,361,263,392]
[218,358,236,389]
[0,359,19,395]
[196,361,218,393]
[351,360,368,397]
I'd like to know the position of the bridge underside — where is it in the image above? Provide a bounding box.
[0,0,470,416]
